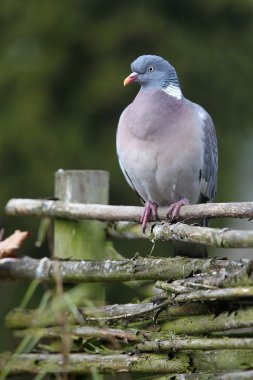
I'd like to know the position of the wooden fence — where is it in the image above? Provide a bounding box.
[1,170,253,379]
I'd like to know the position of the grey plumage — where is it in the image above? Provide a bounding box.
[117,55,218,256]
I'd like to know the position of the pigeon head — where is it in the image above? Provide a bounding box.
[124,55,180,92]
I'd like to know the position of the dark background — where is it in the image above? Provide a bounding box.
[0,0,253,351]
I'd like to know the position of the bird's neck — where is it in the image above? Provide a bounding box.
[162,83,182,100]
[140,74,183,101]
[162,74,182,100]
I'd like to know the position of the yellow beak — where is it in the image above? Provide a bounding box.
[123,72,138,86]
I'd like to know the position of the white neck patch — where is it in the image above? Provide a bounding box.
[163,84,182,100]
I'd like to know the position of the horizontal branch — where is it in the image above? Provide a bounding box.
[6,199,253,247]
[159,265,253,291]
[109,221,253,247]
[7,305,253,342]
[1,350,253,375]
[173,371,253,380]
[5,302,211,329]
[15,326,253,351]
[156,284,253,303]
[161,307,253,335]
[151,222,253,248]
[15,325,138,341]
[6,199,253,221]
[137,336,253,351]
[7,302,253,335]
[188,350,253,372]
[0,353,188,374]
[0,255,246,283]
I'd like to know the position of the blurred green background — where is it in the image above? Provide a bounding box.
[0,0,253,352]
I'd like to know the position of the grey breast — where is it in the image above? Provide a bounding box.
[117,88,215,206]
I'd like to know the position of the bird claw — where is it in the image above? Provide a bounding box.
[140,202,158,233]
[167,198,189,220]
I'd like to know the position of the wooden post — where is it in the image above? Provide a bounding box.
[54,169,109,302]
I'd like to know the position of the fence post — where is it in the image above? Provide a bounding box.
[54,169,109,302]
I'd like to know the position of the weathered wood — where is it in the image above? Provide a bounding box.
[15,325,138,341]
[110,221,253,248]
[15,326,253,350]
[189,350,253,372]
[0,350,253,374]
[0,256,247,283]
[54,170,109,302]
[7,303,253,335]
[5,302,210,329]
[6,198,253,247]
[54,170,109,259]
[137,336,253,351]
[156,284,253,303]
[5,177,253,378]
[6,199,253,221]
[183,371,253,380]
[157,264,253,291]
[151,222,253,248]
[161,307,253,335]
[7,302,253,335]
[0,353,189,374]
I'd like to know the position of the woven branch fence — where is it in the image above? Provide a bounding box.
[1,169,253,379]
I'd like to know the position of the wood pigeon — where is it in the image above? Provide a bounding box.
[116,55,218,255]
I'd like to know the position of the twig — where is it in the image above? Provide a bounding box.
[7,305,253,335]
[5,302,210,329]
[155,284,253,303]
[15,326,138,341]
[10,304,253,336]
[109,221,253,247]
[15,326,253,352]
[181,371,253,380]
[0,353,188,374]
[151,222,253,248]
[161,307,253,335]
[6,199,253,221]
[137,336,253,351]
[160,265,253,291]
[0,256,248,282]
[1,350,253,374]
[6,199,253,247]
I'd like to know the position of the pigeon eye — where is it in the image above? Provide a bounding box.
[148,66,155,72]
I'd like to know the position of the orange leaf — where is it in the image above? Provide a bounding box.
[0,230,31,258]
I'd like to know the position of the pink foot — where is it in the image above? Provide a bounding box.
[167,198,189,220]
[140,201,158,233]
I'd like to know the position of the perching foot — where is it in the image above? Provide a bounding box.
[140,201,158,233]
[167,198,189,220]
